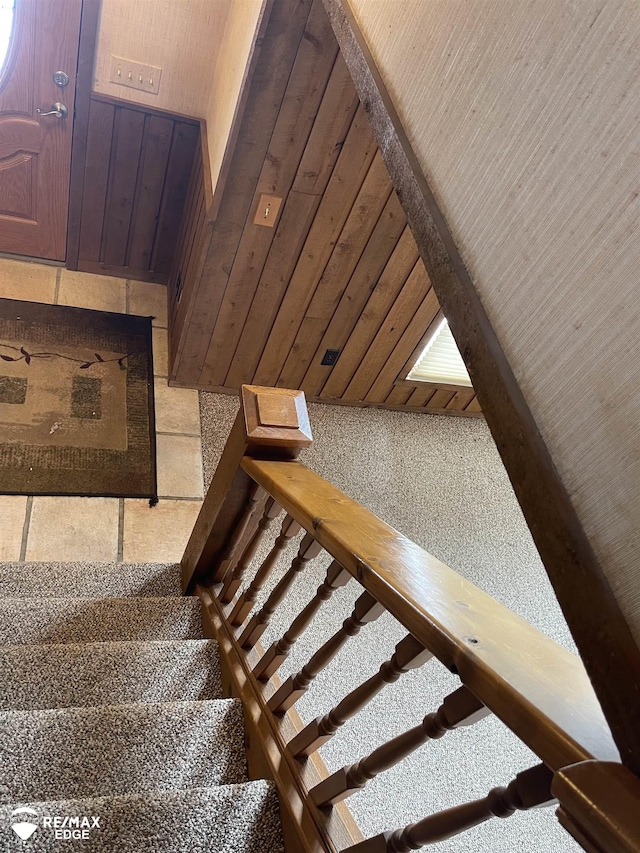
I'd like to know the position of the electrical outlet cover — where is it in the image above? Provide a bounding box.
[321,349,341,366]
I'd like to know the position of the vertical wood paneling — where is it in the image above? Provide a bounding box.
[320,224,418,398]
[385,385,413,407]
[276,150,393,388]
[225,189,322,388]
[127,114,174,270]
[169,146,209,371]
[404,385,436,408]
[301,190,406,396]
[78,99,115,262]
[168,0,481,418]
[365,287,441,403]
[252,104,377,386]
[173,0,315,381]
[291,52,360,196]
[342,260,429,401]
[198,1,340,387]
[101,107,146,266]
[77,94,199,284]
[151,122,201,274]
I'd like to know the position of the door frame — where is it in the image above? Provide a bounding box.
[65,0,102,268]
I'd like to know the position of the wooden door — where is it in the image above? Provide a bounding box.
[0,0,83,260]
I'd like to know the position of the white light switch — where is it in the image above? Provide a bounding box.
[109,56,162,95]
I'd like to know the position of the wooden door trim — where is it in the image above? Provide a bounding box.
[66,0,102,269]
[321,0,640,772]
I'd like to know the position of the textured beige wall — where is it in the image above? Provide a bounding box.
[94,0,229,116]
[94,0,264,198]
[348,1,640,642]
[204,0,266,204]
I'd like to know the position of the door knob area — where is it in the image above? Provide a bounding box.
[36,102,68,119]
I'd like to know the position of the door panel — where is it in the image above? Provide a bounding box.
[0,0,82,260]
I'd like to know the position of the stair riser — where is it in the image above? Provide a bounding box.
[0,640,222,710]
[0,700,247,804]
[0,782,284,853]
[0,562,182,598]
[0,598,202,645]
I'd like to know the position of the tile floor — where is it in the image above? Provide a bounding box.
[0,258,203,563]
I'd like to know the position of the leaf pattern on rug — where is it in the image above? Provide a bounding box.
[0,344,129,369]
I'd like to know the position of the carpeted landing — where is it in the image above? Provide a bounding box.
[0,561,284,853]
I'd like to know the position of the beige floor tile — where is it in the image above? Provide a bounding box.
[128,281,168,327]
[154,378,200,435]
[58,269,126,313]
[156,434,204,498]
[0,496,27,560]
[123,498,202,563]
[26,497,119,562]
[0,258,57,304]
[152,327,169,376]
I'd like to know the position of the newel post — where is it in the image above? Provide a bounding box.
[181,385,313,593]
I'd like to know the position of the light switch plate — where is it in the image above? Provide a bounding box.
[253,194,283,228]
[109,56,162,95]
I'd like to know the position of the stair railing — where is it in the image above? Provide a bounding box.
[182,385,636,853]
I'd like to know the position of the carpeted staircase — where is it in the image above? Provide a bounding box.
[0,561,284,852]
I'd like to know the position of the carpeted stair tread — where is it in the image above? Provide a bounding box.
[0,640,222,710]
[0,562,181,598]
[0,699,247,804]
[1,781,284,852]
[0,597,202,645]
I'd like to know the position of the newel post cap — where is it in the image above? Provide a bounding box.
[241,385,313,451]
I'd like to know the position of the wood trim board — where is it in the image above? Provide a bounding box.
[66,0,102,269]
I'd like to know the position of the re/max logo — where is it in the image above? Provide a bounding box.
[42,816,101,829]
[42,815,101,840]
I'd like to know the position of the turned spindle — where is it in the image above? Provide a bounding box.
[253,560,351,681]
[267,590,385,714]
[219,498,282,602]
[229,514,302,624]
[238,533,323,649]
[288,633,433,757]
[311,686,488,806]
[211,482,264,584]
[345,764,554,852]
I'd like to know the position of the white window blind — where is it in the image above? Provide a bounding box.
[407,318,472,386]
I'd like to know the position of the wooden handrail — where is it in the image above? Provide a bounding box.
[186,385,638,852]
[552,761,640,853]
[240,455,619,773]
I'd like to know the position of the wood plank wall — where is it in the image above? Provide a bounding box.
[167,0,481,418]
[73,94,200,284]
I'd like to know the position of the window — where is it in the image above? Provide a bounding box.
[0,0,16,80]
[407,317,472,387]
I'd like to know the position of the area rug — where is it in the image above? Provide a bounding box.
[0,298,157,498]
